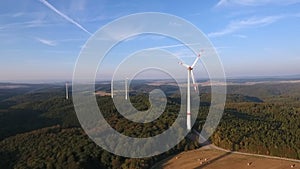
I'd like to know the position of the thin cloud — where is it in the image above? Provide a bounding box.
[0,20,47,31]
[57,38,86,42]
[39,0,92,35]
[208,15,283,38]
[233,34,248,38]
[36,37,57,46]
[294,13,300,17]
[70,0,86,11]
[100,25,143,41]
[12,12,24,17]
[173,46,230,58]
[124,35,166,42]
[146,43,203,50]
[145,44,227,59]
[215,0,300,7]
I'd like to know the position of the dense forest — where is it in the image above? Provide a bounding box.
[0,81,299,168]
[211,83,300,159]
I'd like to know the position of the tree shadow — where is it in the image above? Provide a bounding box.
[0,150,20,169]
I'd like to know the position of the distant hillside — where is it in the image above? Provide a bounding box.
[198,82,300,99]
[226,83,300,98]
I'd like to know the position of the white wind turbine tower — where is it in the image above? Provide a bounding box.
[125,78,129,100]
[111,81,114,98]
[179,51,202,130]
[65,82,69,100]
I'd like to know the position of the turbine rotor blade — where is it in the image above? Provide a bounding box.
[191,57,199,68]
[191,50,204,68]
[178,61,189,68]
[191,70,197,91]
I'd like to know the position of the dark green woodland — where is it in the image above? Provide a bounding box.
[0,80,299,168]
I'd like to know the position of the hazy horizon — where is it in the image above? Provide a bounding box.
[1,73,300,84]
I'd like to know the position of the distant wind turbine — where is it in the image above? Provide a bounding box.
[179,51,202,130]
[111,81,114,98]
[125,78,129,100]
[65,82,69,100]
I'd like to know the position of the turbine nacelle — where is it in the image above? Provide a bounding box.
[178,53,202,92]
[178,62,193,71]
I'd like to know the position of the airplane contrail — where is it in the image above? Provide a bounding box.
[39,0,92,35]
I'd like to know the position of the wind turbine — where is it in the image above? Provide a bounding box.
[125,78,129,100]
[65,82,69,100]
[179,51,202,130]
[111,81,114,98]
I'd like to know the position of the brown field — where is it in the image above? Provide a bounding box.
[95,91,111,96]
[153,147,300,169]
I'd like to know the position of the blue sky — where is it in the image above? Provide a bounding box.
[0,0,300,82]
